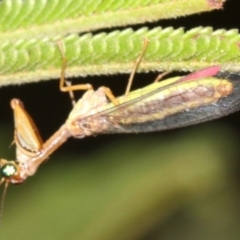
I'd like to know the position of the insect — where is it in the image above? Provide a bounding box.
[63,67,235,137]
[60,45,234,137]
[0,40,237,217]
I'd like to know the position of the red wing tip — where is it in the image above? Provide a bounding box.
[181,66,221,82]
[208,0,224,9]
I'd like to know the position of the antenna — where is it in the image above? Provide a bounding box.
[0,179,9,222]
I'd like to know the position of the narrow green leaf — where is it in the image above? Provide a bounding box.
[0,0,225,41]
[0,27,239,86]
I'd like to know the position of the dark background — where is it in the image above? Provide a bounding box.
[1,0,240,239]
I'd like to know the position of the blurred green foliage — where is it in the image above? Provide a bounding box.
[1,121,240,240]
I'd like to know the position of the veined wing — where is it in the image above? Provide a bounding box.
[73,66,238,134]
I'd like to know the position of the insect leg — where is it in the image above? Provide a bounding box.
[153,71,171,82]
[57,41,93,106]
[57,42,121,106]
[124,38,149,96]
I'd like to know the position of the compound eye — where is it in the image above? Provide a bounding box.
[1,164,17,178]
